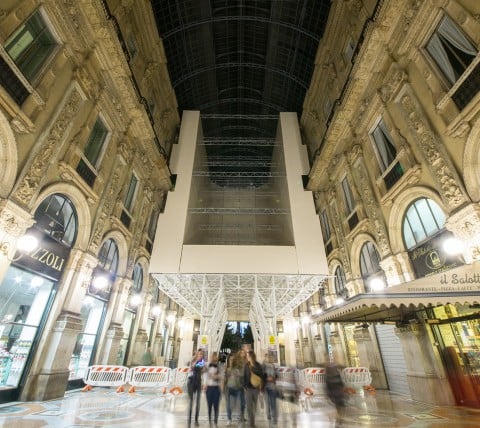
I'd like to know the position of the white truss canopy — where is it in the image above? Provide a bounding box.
[155,273,326,319]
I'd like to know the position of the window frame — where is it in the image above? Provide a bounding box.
[4,8,60,83]
[424,14,478,88]
[123,172,139,214]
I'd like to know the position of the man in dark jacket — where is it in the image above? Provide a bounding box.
[244,350,264,428]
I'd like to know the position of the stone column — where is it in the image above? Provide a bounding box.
[311,322,329,365]
[177,316,194,367]
[380,252,415,286]
[21,250,96,401]
[0,199,35,282]
[353,326,388,389]
[98,277,131,365]
[445,203,480,264]
[282,317,298,366]
[328,326,347,366]
[129,291,153,365]
[395,323,455,405]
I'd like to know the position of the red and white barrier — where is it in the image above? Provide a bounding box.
[341,367,372,389]
[300,367,326,394]
[171,367,190,391]
[82,365,129,392]
[128,366,171,393]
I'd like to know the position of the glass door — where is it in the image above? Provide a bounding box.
[434,317,480,407]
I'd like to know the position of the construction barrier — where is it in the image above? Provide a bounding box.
[128,366,171,393]
[275,366,299,398]
[169,367,190,393]
[300,367,326,395]
[341,367,372,390]
[82,365,129,392]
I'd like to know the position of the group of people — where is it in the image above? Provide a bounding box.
[187,348,299,428]
[187,348,347,428]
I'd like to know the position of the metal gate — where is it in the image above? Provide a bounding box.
[375,324,411,397]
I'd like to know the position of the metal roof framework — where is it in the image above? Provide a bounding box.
[154,273,328,351]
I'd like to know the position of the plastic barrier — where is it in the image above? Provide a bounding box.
[127,366,171,393]
[170,367,190,394]
[82,365,129,392]
[300,367,326,394]
[275,366,299,398]
[341,367,372,390]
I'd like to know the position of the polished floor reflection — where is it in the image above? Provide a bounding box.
[1,388,480,427]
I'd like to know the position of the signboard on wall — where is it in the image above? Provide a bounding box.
[408,231,464,279]
[13,230,70,281]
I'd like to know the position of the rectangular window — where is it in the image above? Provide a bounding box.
[425,15,477,87]
[320,209,331,243]
[147,209,159,241]
[5,10,58,82]
[341,177,355,215]
[344,37,355,63]
[124,173,138,213]
[84,118,108,167]
[371,119,397,172]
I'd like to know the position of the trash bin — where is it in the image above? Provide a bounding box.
[167,359,177,369]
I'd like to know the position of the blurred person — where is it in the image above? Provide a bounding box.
[325,361,347,425]
[238,348,247,421]
[142,346,153,366]
[262,353,278,426]
[205,351,221,428]
[276,365,300,427]
[187,349,206,427]
[244,350,264,428]
[224,351,244,426]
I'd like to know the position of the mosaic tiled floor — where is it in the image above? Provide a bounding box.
[1,389,480,427]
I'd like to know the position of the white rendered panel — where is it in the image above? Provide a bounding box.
[149,111,201,274]
[179,245,298,274]
[279,113,328,274]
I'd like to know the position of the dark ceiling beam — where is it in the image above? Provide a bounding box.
[161,16,321,42]
[171,62,309,90]
[197,97,284,112]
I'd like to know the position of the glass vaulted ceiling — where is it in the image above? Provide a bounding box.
[152,0,331,186]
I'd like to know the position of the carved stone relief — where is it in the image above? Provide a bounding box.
[13,88,84,208]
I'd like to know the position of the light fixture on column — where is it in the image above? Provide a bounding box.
[0,232,39,262]
[130,294,142,307]
[442,236,464,255]
[91,275,109,290]
[369,276,386,291]
[151,305,162,317]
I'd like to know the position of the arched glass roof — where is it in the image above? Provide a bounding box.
[152,0,331,185]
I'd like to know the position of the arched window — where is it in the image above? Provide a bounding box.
[98,238,119,274]
[89,238,119,298]
[360,241,385,291]
[132,263,143,293]
[334,266,347,297]
[402,198,446,249]
[34,194,77,246]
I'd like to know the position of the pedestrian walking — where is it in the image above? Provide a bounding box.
[224,352,244,426]
[262,353,278,426]
[205,351,221,428]
[187,349,206,427]
[244,350,264,428]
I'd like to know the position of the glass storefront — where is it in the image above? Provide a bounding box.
[0,266,55,389]
[68,297,105,380]
[430,304,480,407]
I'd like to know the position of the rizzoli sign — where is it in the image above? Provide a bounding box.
[14,232,69,281]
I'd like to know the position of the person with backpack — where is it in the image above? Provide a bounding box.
[244,350,264,428]
[224,352,244,426]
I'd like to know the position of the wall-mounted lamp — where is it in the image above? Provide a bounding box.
[130,294,142,307]
[443,237,464,255]
[369,277,386,291]
[91,275,109,290]
[0,233,39,262]
[151,305,162,317]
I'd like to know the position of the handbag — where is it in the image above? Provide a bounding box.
[249,365,262,388]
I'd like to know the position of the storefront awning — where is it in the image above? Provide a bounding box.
[313,263,480,323]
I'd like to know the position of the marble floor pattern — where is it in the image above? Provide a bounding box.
[1,388,480,427]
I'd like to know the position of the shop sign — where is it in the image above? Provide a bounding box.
[14,233,69,281]
[408,231,463,279]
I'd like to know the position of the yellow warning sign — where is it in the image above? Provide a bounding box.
[201,335,208,345]
[269,335,276,346]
